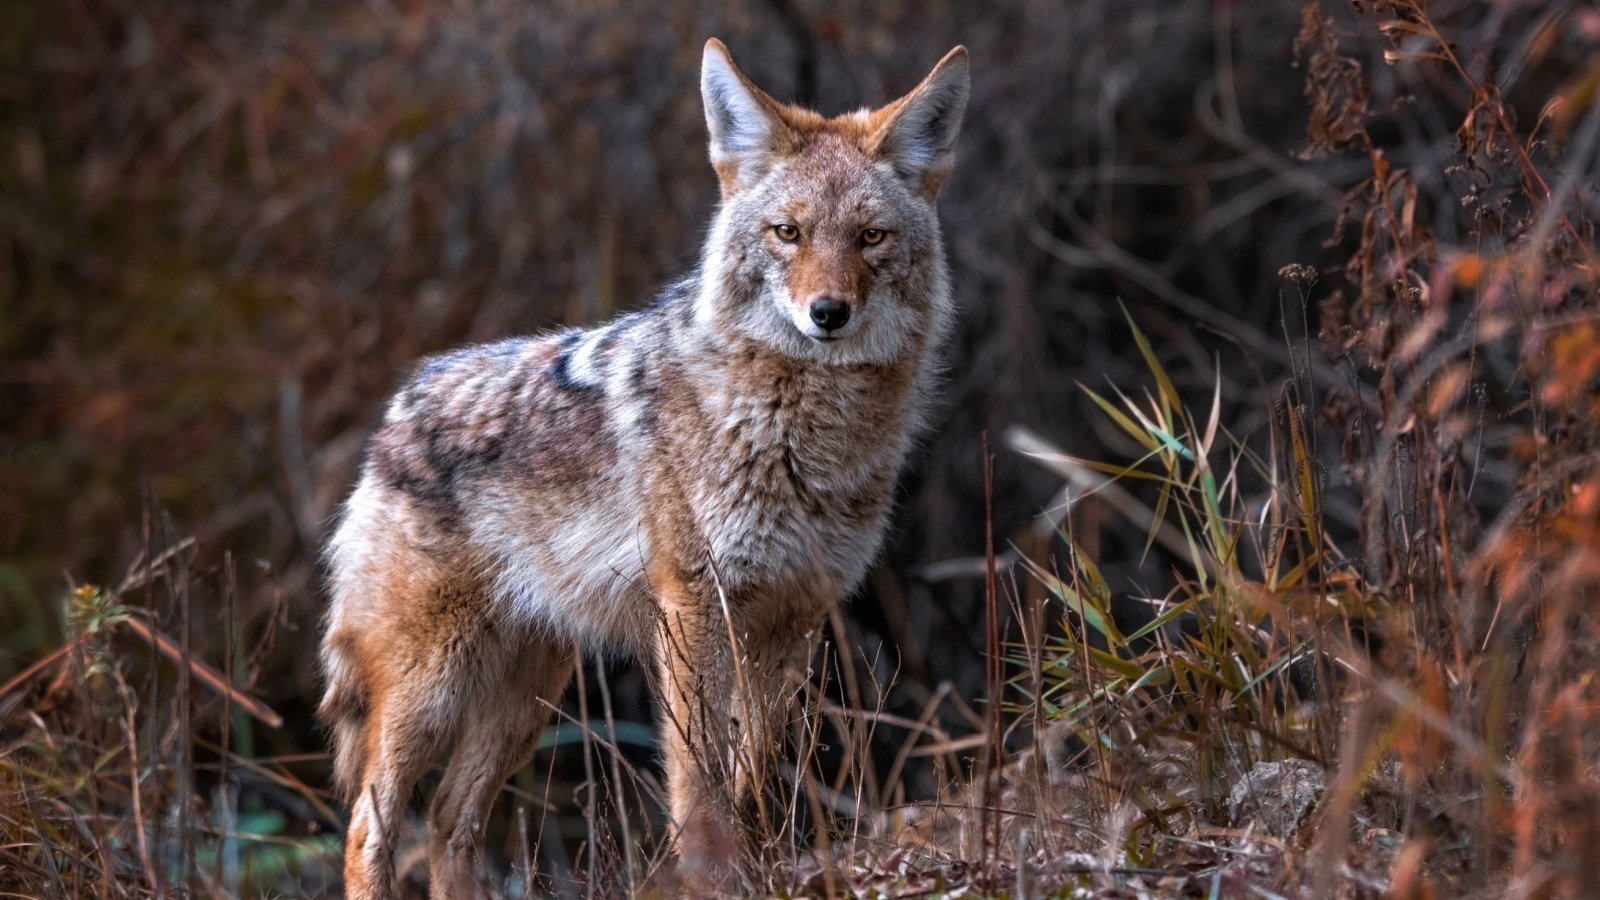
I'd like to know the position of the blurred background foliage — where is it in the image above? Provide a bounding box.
[3,0,1599,893]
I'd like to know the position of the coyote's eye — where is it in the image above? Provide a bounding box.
[773,223,800,243]
[861,228,887,246]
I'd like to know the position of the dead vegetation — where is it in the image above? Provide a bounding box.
[3,0,1599,896]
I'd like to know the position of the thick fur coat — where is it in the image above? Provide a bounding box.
[320,38,969,898]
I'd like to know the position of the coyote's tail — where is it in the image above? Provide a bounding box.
[318,631,369,804]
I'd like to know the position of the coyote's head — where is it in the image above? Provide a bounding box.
[694,39,969,366]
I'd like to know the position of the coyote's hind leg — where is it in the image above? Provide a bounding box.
[332,564,493,900]
[427,635,576,898]
[342,679,456,900]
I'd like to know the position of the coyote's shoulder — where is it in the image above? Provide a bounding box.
[321,37,969,898]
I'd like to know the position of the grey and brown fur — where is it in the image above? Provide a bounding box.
[319,38,969,898]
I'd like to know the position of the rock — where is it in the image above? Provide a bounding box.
[1226,759,1326,839]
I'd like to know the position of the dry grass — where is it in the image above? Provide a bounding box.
[4,0,1599,897]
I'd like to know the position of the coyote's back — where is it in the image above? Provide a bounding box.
[320,37,969,898]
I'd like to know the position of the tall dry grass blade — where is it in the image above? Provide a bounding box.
[982,433,1003,874]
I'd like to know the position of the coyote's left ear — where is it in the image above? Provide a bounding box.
[875,46,970,195]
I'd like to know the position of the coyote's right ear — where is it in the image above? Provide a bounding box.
[702,38,788,195]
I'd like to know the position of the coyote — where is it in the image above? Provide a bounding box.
[319,38,969,898]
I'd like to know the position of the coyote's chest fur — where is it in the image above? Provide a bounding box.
[661,343,916,592]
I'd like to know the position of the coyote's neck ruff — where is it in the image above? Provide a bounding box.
[321,38,968,898]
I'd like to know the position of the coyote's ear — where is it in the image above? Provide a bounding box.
[875,46,970,195]
[702,38,785,194]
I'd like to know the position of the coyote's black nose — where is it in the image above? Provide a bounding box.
[809,297,851,332]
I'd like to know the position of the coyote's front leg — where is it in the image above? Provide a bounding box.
[650,560,742,881]
[649,561,813,885]
[649,570,825,877]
